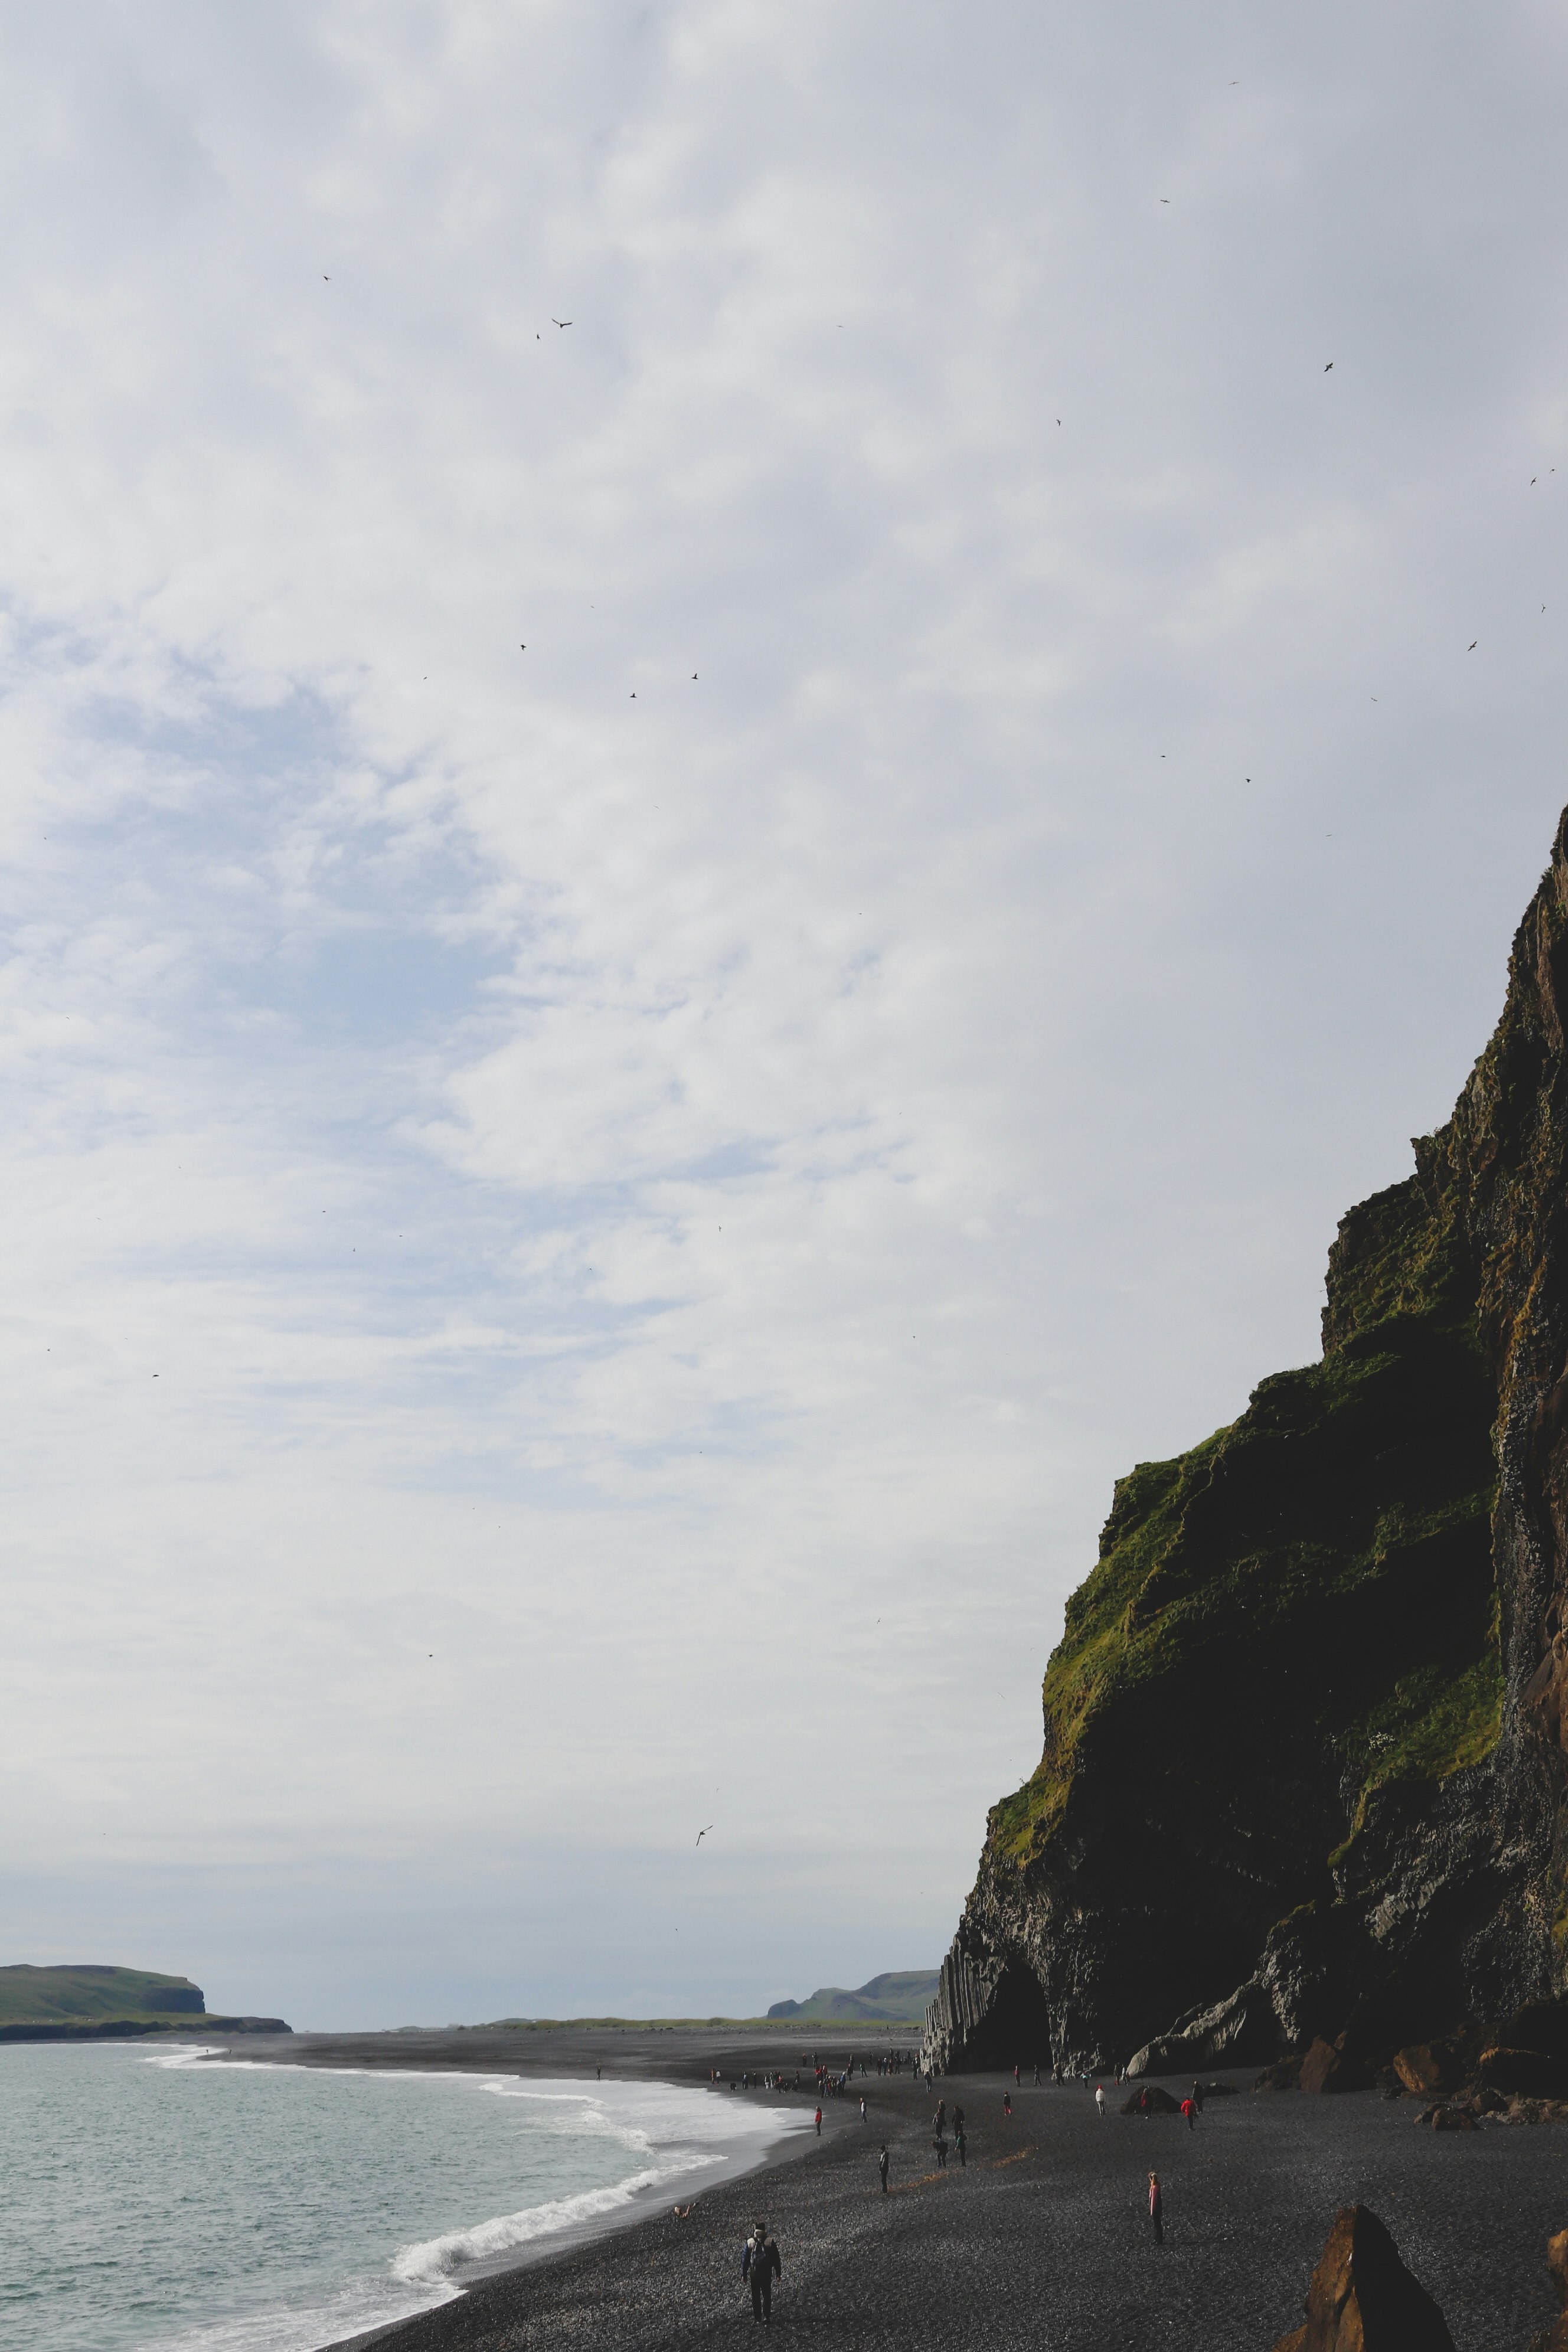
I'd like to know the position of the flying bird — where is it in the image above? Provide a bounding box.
[1469,641,1478,651]
[1324,361,1333,371]
[552,318,572,328]
[696,1825,713,1845]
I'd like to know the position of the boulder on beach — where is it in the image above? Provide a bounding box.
[1269,2205,1455,2351]
[1298,2034,1372,2095]
[1119,2083,1181,2115]
[1477,2045,1568,2101]
[1426,2104,1476,2131]
[1253,2056,1302,2093]
[1393,2041,1466,2097]
[1527,2224,1568,2351]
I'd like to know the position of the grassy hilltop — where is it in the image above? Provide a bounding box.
[0,1964,289,2040]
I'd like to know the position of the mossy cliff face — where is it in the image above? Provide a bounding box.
[925,810,1568,2075]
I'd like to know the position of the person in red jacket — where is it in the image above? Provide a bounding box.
[1180,2096,1197,2131]
[1148,2171,1164,2245]
[814,2105,822,2137]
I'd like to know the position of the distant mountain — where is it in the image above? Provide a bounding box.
[0,1965,289,2040]
[767,1970,939,2023]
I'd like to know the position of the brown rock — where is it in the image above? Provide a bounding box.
[1427,2104,1477,2131]
[1548,2226,1568,2305]
[1393,2042,1462,2096]
[1298,2033,1371,2094]
[1527,2231,1568,2350]
[1254,2055,1303,2092]
[1268,2206,1455,2351]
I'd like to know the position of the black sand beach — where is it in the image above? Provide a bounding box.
[215,2027,1568,2350]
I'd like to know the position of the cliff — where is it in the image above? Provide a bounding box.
[925,808,1568,2076]
[0,1965,290,2039]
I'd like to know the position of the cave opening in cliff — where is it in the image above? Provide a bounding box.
[969,1961,1054,2071]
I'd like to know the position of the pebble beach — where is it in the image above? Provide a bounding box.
[233,2027,1568,2351]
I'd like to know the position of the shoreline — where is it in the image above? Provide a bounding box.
[211,2033,1568,2352]
[206,2026,861,2352]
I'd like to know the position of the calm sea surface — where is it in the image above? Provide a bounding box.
[1,2042,801,2352]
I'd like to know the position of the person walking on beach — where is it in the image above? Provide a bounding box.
[933,2130,948,2168]
[814,2105,822,2137]
[1180,2095,1197,2132]
[933,2098,946,2134]
[1095,2083,1106,2118]
[955,2122,966,2167]
[878,2143,889,2191]
[1002,2091,1012,2119]
[1013,2063,1020,2086]
[860,2095,867,2122]
[744,2221,782,2323]
[1148,2173,1164,2246]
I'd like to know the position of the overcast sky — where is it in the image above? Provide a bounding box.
[2,0,1566,2029]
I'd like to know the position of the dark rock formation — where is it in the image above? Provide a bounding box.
[1119,2082,1180,2114]
[1269,2206,1454,2351]
[927,810,1568,2076]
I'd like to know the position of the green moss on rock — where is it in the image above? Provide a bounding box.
[993,1179,1498,1883]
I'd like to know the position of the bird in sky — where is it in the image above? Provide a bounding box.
[692,672,697,679]
[1469,641,1478,651]
[1160,197,1169,204]
[1324,361,1333,371]
[552,318,572,328]
[696,1825,713,1845]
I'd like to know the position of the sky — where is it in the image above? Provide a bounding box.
[2,0,1567,2030]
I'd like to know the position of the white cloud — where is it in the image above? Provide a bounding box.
[1,0,1566,2022]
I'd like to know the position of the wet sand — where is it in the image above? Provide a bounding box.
[214,2028,1568,2350]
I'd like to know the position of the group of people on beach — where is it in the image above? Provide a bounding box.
[717,2052,1196,2326]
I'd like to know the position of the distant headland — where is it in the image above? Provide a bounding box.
[766,1971,940,2023]
[0,1964,289,2041]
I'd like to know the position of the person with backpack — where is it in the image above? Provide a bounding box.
[743,2220,782,2322]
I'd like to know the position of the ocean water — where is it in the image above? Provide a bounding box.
[0,2042,803,2352]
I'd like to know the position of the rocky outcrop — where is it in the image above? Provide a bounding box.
[1528,2227,1568,2351]
[1269,2206,1454,2351]
[929,811,1568,2076]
